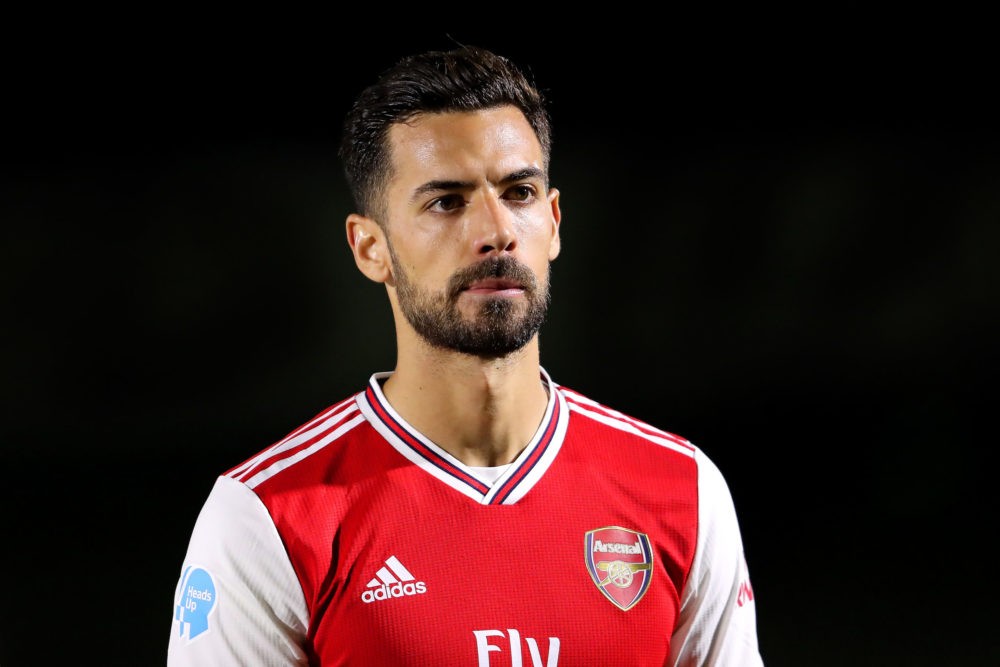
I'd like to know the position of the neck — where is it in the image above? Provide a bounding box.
[382,339,549,467]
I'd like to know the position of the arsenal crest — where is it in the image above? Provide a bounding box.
[584,526,653,611]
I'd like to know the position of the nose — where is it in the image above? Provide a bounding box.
[473,198,517,256]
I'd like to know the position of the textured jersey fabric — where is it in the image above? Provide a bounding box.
[168,369,763,666]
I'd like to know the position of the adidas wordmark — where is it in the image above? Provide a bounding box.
[361,556,427,603]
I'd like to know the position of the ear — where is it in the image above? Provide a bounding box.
[346,213,392,283]
[546,187,562,261]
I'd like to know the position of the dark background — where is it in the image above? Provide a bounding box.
[2,16,998,666]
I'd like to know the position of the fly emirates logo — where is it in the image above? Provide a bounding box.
[473,628,560,667]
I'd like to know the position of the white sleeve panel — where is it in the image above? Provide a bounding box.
[669,449,764,666]
[167,476,310,667]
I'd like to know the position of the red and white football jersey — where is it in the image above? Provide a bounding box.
[168,369,763,666]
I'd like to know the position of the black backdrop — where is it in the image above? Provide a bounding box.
[3,17,998,666]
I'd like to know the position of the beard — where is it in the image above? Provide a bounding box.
[388,243,551,358]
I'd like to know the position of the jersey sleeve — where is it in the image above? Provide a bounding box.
[167,475,310,667]
[668,449,764,666]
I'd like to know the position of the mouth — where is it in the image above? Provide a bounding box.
[448,256,536,301]
[462,278,525,296]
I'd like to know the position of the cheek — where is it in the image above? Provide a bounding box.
[419,254,464,289]
[516,218,557,257]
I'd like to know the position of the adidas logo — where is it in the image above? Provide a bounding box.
[361,555,427,604]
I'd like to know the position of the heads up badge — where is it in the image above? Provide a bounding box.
[584,526,653,611]
[174,566,217,641]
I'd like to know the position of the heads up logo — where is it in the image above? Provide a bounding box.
[174,566,217,641]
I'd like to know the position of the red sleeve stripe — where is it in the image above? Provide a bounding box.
[558,385,694,451]
[225,396,362,481]
[564,401,696,458]
[241,412,367,489]
[282,395,358,441]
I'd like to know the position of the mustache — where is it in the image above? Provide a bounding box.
[447,256,537,298]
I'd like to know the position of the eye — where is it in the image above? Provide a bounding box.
[427,193,466,213]
[504,184,536,202]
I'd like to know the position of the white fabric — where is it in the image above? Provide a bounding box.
[466,463,513,486]
[167,476,309,667]
[669,449,764,666]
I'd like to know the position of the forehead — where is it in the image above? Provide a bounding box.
[386,106,544,185]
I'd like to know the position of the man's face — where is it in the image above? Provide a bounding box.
[387,238,550,357]
[381,106,561,358]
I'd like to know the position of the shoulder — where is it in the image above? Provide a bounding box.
[222,392,369,492]
[556,382,697,460]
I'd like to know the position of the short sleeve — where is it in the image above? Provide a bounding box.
[669,449,764,666]
[167,476,310,666]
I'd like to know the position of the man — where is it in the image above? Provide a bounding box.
[168,45,764,666]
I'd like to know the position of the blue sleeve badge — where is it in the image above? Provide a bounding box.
[174,566,217,641]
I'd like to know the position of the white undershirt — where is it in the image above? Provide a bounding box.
[467,464,512,486]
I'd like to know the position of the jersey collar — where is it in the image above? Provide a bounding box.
[357,367,568,505]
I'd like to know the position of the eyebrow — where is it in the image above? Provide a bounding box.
[409,167,546,204]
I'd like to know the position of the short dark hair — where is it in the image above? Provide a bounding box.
[338,45,552,223]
